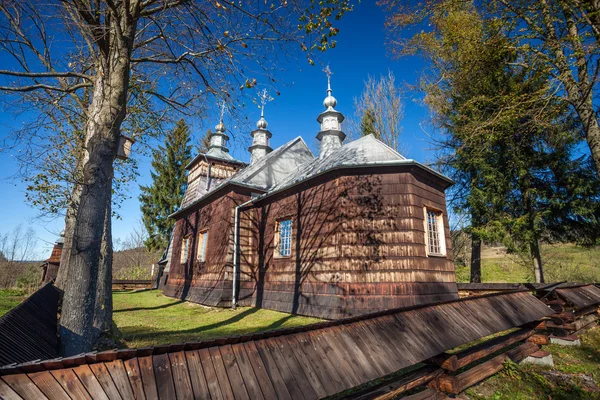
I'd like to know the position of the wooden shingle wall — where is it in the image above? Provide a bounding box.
[163,189,252,307]
[238,168,458,319]
[0,291,552,400]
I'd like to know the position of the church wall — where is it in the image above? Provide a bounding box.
[163,188,252,306]
[237,167,458,319]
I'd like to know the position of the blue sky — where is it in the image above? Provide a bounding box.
[0,2,435,258]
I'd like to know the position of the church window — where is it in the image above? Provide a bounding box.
[181,235,191,263]
[425,209,445,256]
[198,231,208,262]
[276,219,293,257]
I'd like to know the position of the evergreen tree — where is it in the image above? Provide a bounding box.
[139,119,192,251]
[198,129,212,153]
[402,4,600,282]
[360,108,377,137]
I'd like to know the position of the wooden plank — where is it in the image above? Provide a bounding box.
[219,345,250,400]
[258,338,307,400]
[280,335,330,398]
[305,329,354,389]
[230,343,264,400]
[27,371,70,400]
[199,348,224,400]
[72,365,110,400]
[242,342,280,400]
[184,350,212,400]
[343,366,442,400]
[168,351,194,400]
[138,356,159,400]
[89,362,123,400]
[273,336,321,399]
[153,353,177,400]
[208,347,235,400]
[50,368,92,400]
[124,358,146,400]
[2,374,49,400]
[317,330,363,388]
[433,328,534,371]
[287,334,340,395]
[250,340,292,400]
[0,378,23,400]
[105,360,136,400]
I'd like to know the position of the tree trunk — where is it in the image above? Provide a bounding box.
[59,48,131,354]
[55,183,82,290]
[470,232,482,283]
[94,200,113,337]
[531,236,544,284]
[572,99,600,176]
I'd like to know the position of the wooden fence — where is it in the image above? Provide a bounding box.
[0,283,60,366]
[112,279,153,291]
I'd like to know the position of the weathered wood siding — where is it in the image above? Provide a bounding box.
[238,167,457,319]
[163,189,252,306]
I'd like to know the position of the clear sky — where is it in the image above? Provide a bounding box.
[0,2,435,259]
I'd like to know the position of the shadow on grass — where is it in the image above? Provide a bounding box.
[119,308,303,346]
[114,299,186,313]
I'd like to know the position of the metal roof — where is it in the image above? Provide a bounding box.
[171,136,314,218]
[253,134,453,203]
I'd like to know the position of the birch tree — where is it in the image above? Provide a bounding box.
[0,0,352,355]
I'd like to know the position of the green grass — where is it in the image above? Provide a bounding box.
[112,290,322,348]
[464,327,600,399]
[0,289,26,317]
[456,243,600,283]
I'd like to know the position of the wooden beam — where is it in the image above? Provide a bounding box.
[527,334,549,345]
[429,342,539,394]
[346,366,443,400]
[428,328,534,372]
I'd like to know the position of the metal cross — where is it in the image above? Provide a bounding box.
[323,64,333,91]
[218,100,227,123]
[258,88,273,118]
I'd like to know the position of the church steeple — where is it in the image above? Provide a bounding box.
[249,89,273,164]
[207,101,231,157]
[317,65,346,158]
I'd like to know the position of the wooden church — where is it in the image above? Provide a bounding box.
[159,71,457,319]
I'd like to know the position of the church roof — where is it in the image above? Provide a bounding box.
[258,134,452,201]
[186,148,246,170]
[171,136,314,218]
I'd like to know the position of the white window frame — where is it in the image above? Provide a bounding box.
[424,207,446,257]
[180,235,191,263]
[197,230,208,262]
[276,219,293,257]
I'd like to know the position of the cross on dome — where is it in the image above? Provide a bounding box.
[322,64,337,110]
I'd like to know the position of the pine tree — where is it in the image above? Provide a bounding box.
[360,108,377,137]
[198,129,212,153]
[139,119,192,251]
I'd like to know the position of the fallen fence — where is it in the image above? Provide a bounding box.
[0,291,552,399]
[0,283,61,366]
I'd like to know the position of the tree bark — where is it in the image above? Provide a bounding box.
[470,232,482,283]
[94,200,113,337]
[54,182,82,290]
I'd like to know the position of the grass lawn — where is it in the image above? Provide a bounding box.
[112,290,321,348]
[0,289,26,317]
[456,243,600,283]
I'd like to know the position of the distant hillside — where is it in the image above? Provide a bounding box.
[455,243,600,283]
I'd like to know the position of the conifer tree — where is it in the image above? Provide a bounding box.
[360,109,377,137]
[139,119,192,251]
